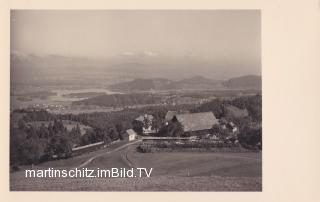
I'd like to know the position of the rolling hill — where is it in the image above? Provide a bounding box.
[223,75,261,89]
[108,75,261,92]
[108,78,175,91]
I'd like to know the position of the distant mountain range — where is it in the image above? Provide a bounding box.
[10,52,261,90]
[108,75,261,92]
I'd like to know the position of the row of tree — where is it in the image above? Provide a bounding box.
[11,119,76,169]
[193,94,262,122]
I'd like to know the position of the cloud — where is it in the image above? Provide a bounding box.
[119,51,159,57]
[143,50,159,57]
[120,51,136,56]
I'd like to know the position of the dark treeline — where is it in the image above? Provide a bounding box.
[193,94,262,122]
[11,119,76,169]
[10,104,195,169]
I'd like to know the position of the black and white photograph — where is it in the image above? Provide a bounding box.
[9,10,262,191]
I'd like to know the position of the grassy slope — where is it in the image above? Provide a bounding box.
[18,141,129,170]
[11,144,262,191]
[126,147,262,177]
[10,173,261,191]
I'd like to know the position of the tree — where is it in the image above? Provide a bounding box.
[157,125,168,137]
[238,126,262,149]
[193,99,225,118]
[166,122,184,137]
[115,123,123,135]
[47,134,72,159]
[56,135,72,158]
[38,123,49,139]
[53,119,65,134]
[93,127,104,142]
[20,128,46,164]
[10,128,27,167]
[26,125,38,139]
[132,120,143,135]
[152,113,164,133]
[18,119,26,130]
[103,132,112,144]
[119,132,125,140]
[48,122,54,137]
[108,126,119,141]
[69,125,81,145]
[80,133,91,146]
[210,124,229,140]
[211,124,222,134]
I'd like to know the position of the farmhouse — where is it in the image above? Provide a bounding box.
[219,118,238,134]
[172,112,219,133]
[134,114,156,134]
[126,129,137,141]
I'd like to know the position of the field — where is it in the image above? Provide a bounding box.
[10,143,262,191]
[126,147,261,177]
[10,174,261,191]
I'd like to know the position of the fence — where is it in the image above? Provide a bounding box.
[71,141,104,156]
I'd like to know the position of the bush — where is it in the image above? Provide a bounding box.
[138,144,152,153]
[238,126,262,149]
[138,140,241,153]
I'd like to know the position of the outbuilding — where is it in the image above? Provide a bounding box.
[126,129,137,141]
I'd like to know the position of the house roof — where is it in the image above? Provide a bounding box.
[225,105,248,118]
[135,114,154,122]
[165,110,190,121]
[126,129,137,136]
[174,112,219,132]
[165,111,178,121]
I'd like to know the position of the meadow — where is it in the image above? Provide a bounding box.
[10,144,262,191]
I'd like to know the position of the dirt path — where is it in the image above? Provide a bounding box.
[77,140,141,168]
[120,145,137,168]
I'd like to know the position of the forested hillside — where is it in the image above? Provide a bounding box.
[10,94,261,169]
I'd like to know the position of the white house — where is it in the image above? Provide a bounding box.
[126,129,137,141]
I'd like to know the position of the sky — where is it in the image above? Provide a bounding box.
[10,10,261,77]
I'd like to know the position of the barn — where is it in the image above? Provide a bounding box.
[172,112,219,134]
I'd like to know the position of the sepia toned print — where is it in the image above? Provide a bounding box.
[10,10,261,191]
